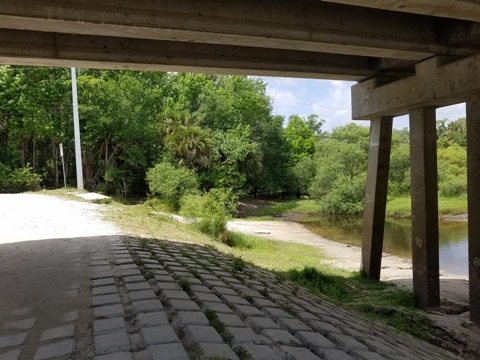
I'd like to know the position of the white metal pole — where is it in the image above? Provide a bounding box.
[71,67,84,190]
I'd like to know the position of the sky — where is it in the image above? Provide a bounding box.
[257,77,466,132]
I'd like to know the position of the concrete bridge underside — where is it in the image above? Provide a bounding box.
[1,0,480,325]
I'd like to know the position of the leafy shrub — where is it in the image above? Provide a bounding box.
[438,175,467,197]
[179,188,238,242]
[146,160,199,210]
[0,163,42,193]
[317,175,366,215]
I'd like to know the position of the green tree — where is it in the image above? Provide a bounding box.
[285,115,316,162]
[310,123,370,214]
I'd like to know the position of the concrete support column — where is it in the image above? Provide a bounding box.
[409,107,440,308]
[466,95,480,325]
[361,117,393,280]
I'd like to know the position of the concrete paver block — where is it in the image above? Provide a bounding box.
[199,343,240,360]
[360,338,399,355]
[183,325,224,344]
[34,339,74,360]
[93,317,126,335]
[154,282,182,291]
[133,299,164,313]
[154,275,176,283]
[175,311,209,326]
[233,304,264,318]
[160,290,190,300]
[62,310,79,322]
[212,287,238,296]
[227,327,265,345]
[0,349,21,360]
[193,292,222,303]
[349,350,387,360]
[252,298,277,308]
[297,311,320,322]
[94,304,125,318]
[236,344,281,360]
[117,264,137,270]
[141,326,179,345]
[204,279,228,288]
[317,349,356,360]
[149,343,189,360]
[221,295,250,306]
[125,282,151,292]
[4,318,36,330]
[189,285,211,293]
[0,334,27,349]
[216,313,246,328]
[281,346,321,360]
[92,270,114,279]
[119,269,141,277]
[138,311,169,327]
[246,317,281,332]
[168,300,201,312]
[95,351,133,360]
[327,333,369,353]
[94,331,130,355]
[93,278,116,287]
[262,307,294,320]
[202,302,234,314]
[309,320,342,336]
[294,331,336,350]
[92,294,121,307]
[261,329,301,345]
[278,318,311,333]
[123,275,145,283]
[40,324,75,341]
[93,286,118,295]
[128,289,157,301]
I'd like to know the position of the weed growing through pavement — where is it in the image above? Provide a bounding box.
[143,270,154,280]
[178,277,191,292]
[189,268,199,278]
[205,309,233,344]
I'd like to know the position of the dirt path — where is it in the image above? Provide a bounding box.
[0,193,119,359]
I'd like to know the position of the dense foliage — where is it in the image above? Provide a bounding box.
[0,66,468,217]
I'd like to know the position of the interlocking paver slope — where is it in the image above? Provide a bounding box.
[0,235,462,360]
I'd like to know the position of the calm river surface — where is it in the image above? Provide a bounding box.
[298,216,469,278]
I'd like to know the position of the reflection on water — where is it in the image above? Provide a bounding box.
[299,215,469,278]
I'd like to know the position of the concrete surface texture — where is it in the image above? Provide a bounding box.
[0,194,461,359]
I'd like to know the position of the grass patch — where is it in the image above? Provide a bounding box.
[227,232,262,249]
[386,196,467,218]
[143,197,176,213]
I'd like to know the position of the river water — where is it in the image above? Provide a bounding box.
[298,215,469,278]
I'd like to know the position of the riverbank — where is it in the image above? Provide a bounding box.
[237,196,469,219]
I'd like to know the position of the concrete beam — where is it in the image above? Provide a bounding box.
[352,55,480,119]
[409,107,440,308]
[0,0,477,62]
[0,29,378,80]
[361,117,393,280]
[325,0,480,23]
[466,94,480,325]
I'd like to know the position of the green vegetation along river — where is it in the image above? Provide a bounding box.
[298,215,469,278]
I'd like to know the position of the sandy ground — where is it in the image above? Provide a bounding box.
[0,193,118,243]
